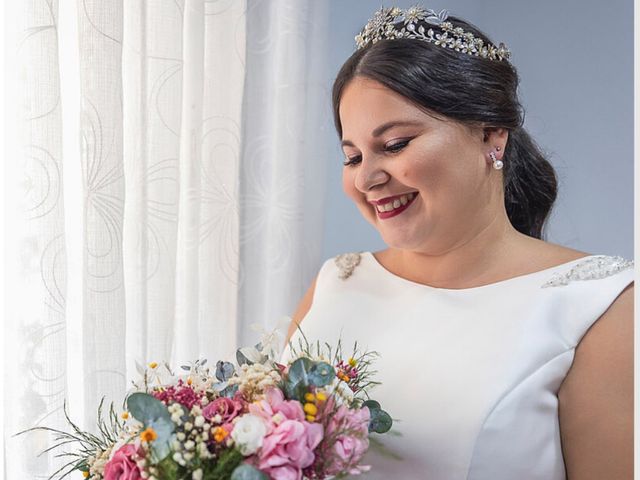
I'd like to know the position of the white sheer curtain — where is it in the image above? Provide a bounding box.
[3,0,330,477]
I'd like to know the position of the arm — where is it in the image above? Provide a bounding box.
[285,275,318,344]
[558,283,634,479]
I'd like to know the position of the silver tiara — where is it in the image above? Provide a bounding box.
[355,6,511,62]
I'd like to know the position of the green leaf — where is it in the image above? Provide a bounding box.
[282,380,299,400]
[126,393,175,461]
[368,408,393,434]
[75,458,89,472]
[283,358,315,401]
[230,464,269,480]
[362,399,381,411]
[220,384,239,398]
[287,357,313,385]
[127,392,172,426]
[156,454,180,479]
[308,362,335,387]
[206,449,243,480]
[216,361,235,381]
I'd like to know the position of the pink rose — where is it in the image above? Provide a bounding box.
[249,389,323,480]
[321,405,371,476]
[203,396,244,424]
[104,444,142,480]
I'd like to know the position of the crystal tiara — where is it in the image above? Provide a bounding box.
[355,6,511,62]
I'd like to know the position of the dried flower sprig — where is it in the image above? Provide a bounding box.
[15,399,126,479]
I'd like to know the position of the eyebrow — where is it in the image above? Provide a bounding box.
[341,120,423,147]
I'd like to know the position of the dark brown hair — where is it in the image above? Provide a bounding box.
[332,16,557,239]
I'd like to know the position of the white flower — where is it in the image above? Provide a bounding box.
[228,363,282,401]
[231,414,268,456]
[325,377,354,405]
[250,317,290,360]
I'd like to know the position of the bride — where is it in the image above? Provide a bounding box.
[284,6,633,479]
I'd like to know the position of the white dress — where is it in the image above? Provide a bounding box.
[285,251,634,479]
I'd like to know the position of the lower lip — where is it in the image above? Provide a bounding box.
[375,194,418,219]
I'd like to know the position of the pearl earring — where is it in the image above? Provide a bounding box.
[489,151,503,170]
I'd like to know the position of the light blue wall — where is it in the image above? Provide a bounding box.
[320,0,633,261]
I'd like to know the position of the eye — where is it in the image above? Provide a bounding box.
[384,139,410,153]
[343,154,362,167]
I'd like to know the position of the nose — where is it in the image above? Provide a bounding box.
[354,154,389,193]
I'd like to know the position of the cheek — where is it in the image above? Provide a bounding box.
[404,157,445,190]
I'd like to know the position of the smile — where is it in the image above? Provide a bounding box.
[370,192,418,219]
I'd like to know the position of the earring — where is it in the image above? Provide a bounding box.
[489,151,503,170]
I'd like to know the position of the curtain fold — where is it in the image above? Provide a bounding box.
[4,0,330,476]
[238,0,330,346]
[77,0,127,426]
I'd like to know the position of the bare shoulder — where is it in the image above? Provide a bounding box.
[517,237,591,267]
[557,281,634,478]
[286,275,318,344]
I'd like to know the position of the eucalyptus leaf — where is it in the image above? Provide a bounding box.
[287,357,313,385]
[216,360,235,382]
[308,362,335,387]
[284,358,318,401]
[126,393,175,461]
[283,380,298,400]
[149,423,173,462]
[369,408,393,434]
[230,464,269,480]
[127,393,172,425]
[220,384,239,398]
[362,399,381,411]
[213,381,228,392]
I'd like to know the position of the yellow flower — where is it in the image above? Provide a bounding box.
[121,411,129,420]
[305,414,316,422]
[83,472,90,478]
[304,393,316,402]
[348,357,357,367]
[140,426,158,443]
[148,362,158,369]
[213,426,229,443]
[303,403,318,416]
[315,392,327,402]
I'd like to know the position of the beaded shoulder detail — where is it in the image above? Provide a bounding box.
[334,252,362,280]
[541,255,634,288]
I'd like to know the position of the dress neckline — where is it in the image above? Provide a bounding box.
[363,251,595,292]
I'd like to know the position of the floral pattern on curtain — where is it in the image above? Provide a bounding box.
[4,0,330,477]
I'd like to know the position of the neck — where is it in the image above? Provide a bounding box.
[390,212,529,288]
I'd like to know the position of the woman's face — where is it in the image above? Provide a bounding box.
[339,77,502,254]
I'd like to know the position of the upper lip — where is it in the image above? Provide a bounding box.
[367,192,418,205]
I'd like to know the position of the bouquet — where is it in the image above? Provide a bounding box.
[19,329,392,480]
